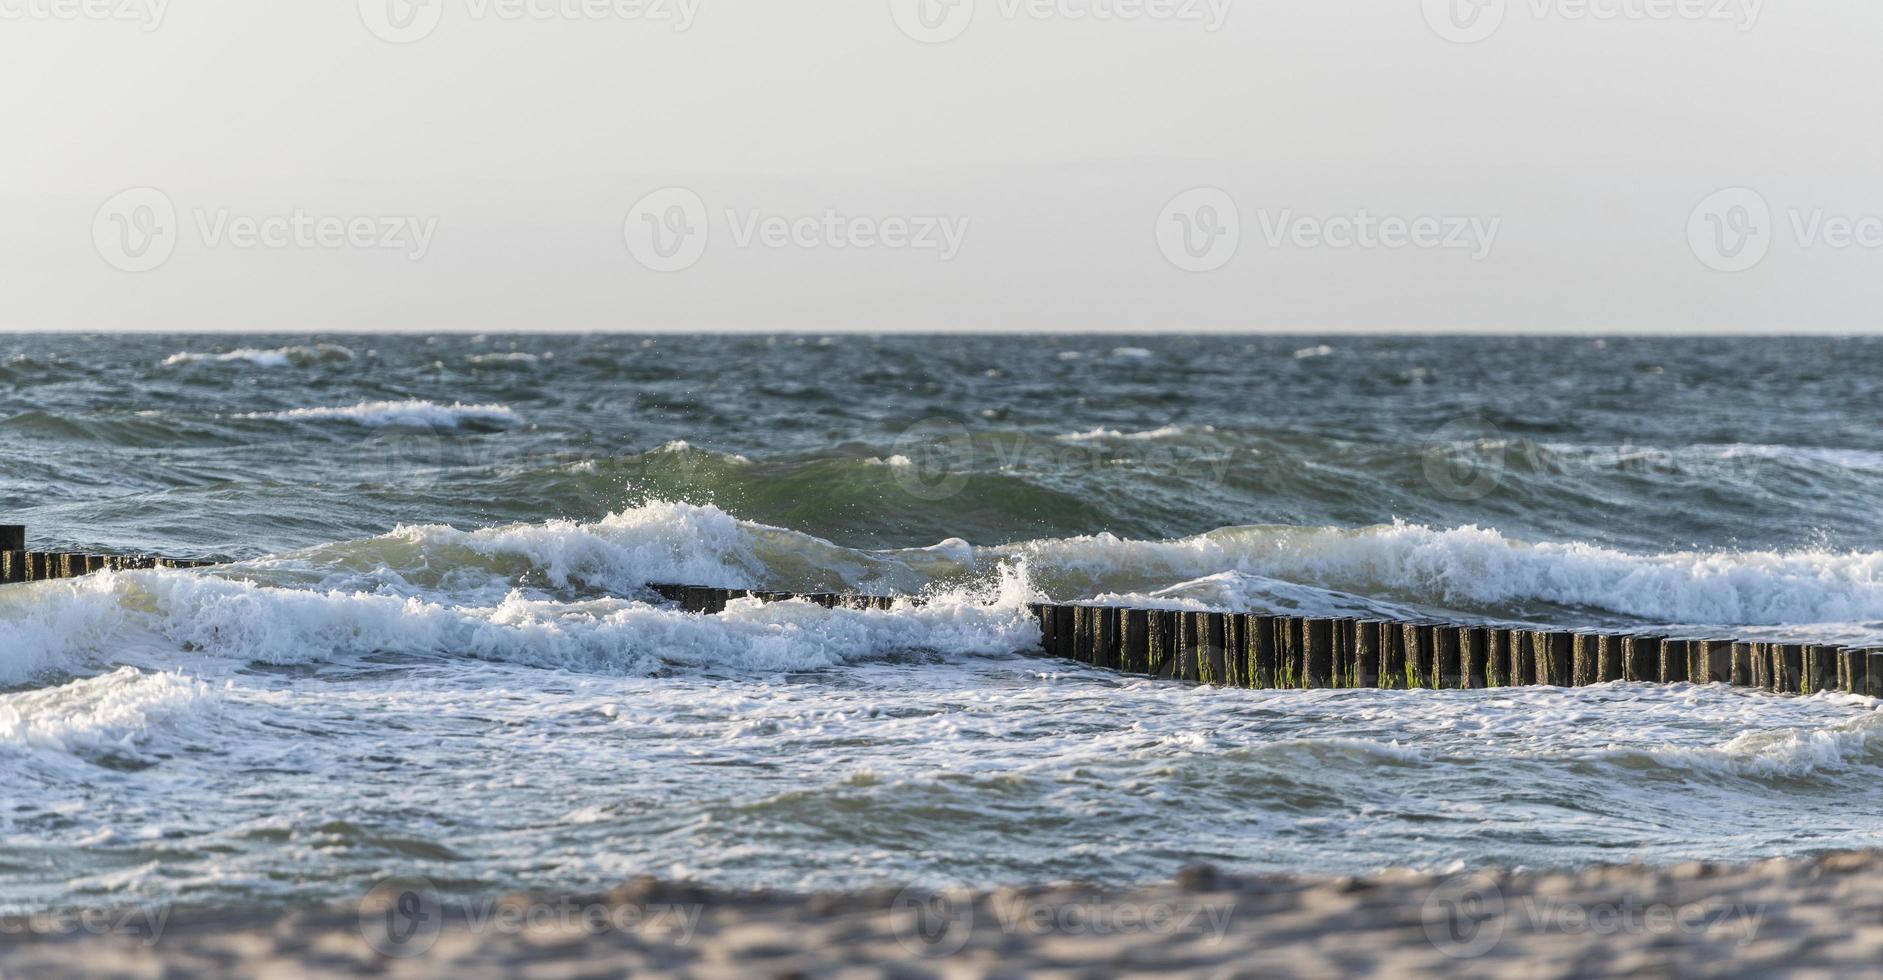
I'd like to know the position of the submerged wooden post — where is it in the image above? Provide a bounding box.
[1485,628,1510,687]
[1353,621,1382,688]
[1245,614,1277,688]
[1730,643,1756,688]
[1120,609,1150,674]
[1304,619,1335,688]
[1149,611,1180,679]
[1434,627,1462,688]
[1622,635,1660,683]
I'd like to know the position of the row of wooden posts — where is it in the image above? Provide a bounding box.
[652,584,1883,697]
[0,526,212,585]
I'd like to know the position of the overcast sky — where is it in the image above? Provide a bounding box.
[1,0,1877,332]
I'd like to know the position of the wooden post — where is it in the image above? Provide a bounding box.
[1730,643,1756,687]
[1453,629,1483,689]
[1404,624,1434,688]
[1485,628,1509,687]
[1204,612,1229,686]
[1353,621,1382,688]
[1571,634,1601,687]
[1246,614,1277,689]
[1278,617,1305,688]
[1505,629,1534,685]
[1095,607,1121,671]
[1866,651,1883,698]
[1804,645,1838,695]
[1304,619,1335,688]
[1331,620,1356,688]
[1836,647,1865,695]
[1776,644,1805,694]
[0,550,20,585]
[1597,634,1626,683]
[1658,639,1690,684]
[1535,632,1572,687]
[1148,611,1179,679]
[1120,609,1150,673]
[1697,640,1733,685]
[1380,622,1408,689]
[1434,627,1462,688]
[0,525,22,552]
[1622,635,1660,683]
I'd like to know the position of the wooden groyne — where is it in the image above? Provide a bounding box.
[0,525,212,585]
[650,584,1883,698]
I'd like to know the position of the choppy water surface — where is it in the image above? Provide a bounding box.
[2,334,1882,913]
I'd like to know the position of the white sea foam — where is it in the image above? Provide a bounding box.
[1110,347,1153,359]
[237,400,521,429]
[0,667,215,757]
[998,521,1883,630]
[0,559,1037,679]
[1293,344,1335,359]
[1055,425,1195,443]
[161,345,354,368]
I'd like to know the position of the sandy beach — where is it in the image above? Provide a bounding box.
[6,850,1881,978]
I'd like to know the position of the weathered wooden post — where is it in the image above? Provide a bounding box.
[1120,609,1150,674]
[1403,623,1433,688]
[1866,651,1883,698]
[1597,634,1626,683]
[1537,632,1573,686]
[1304,619,1335,688]
[1655,638,1688,684]
[1460,626,1489,689]
[0,525,22,552]
[1570,634,1601,687]
[1278,617,1304,688]
[0,550,20,585]
[1434,627,1462,688]
[1622,635,1659,683]
[1810,645,1842,694]
[1730,643,1756,688]
[1776,644,1805,694]
[1149,611,1180,679]
[1836,647,1866,695]
[1246,614,1277,688]
[1095,607,1121,671]
[1354,621,1382,688]
[1485,628,1510,687]
[1697,640,1733,685]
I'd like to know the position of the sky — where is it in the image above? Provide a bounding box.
[1,0,1878,333]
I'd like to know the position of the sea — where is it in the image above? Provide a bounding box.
[2,333,1881,915]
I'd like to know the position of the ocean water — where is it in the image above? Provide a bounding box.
[2,333,1882,914]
